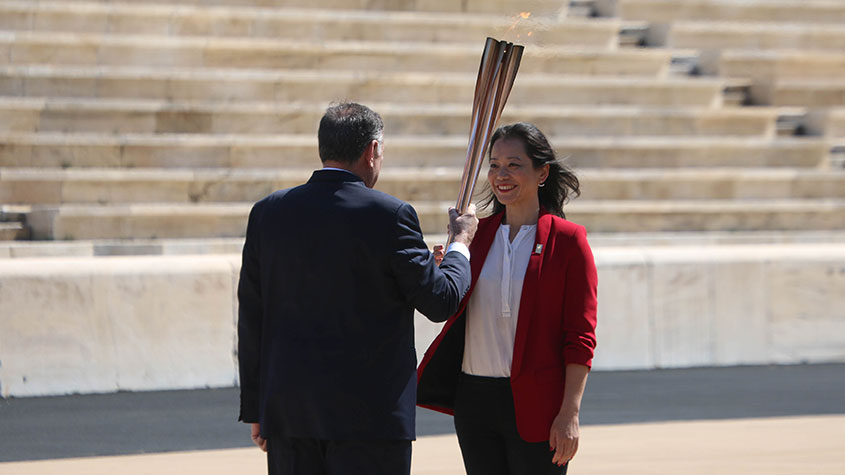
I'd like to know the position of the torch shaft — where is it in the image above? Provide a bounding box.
[448,38,523,246]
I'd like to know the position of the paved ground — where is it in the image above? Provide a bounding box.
[1,364,844,474]
[2,415,844,475]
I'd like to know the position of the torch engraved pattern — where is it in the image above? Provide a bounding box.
[449,37,524,245]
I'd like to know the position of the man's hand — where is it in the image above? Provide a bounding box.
[251,423,267,452]
[448,204,478,247]
[432,244,445,266]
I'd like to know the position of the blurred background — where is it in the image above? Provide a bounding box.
[0,0,843,471]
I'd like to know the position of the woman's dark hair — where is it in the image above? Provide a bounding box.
[480,122,580,218]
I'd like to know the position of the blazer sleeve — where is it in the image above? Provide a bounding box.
[237,203,263,423]
[562,225,598,368]
[390,202,471,323]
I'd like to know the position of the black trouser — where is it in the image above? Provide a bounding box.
[454,373,568,475]
[266,437,411,475]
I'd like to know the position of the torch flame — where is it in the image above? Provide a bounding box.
[505,11,532,36]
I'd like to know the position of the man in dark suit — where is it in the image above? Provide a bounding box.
[237,102,477,475]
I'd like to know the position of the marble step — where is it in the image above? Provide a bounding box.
[0,204,28,239]
[0,2,632,48]
[6,230,845,257]
[0,99,791,137]
[806,109,845,138]
[605,0,845,25]
[705,49,845,85]
[0,133,831,169]
[0,236,249,256]
[569,199,845,234]
[3,167,844,205]
[0,32,681,76]
[21,0,571,15]
[767,80,845,108]
[24,198,845,240]
[568,0,595,18]
[0,221,26,240]
[0,65,728,106]
[663,21,845,52]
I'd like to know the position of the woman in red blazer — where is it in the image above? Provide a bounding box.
[418,123,597,474]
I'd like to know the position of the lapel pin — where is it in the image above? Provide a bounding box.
[534,243,543,255]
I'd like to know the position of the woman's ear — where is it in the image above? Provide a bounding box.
[540,164,550,184]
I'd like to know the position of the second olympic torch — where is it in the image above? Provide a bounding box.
[448,37,524,245]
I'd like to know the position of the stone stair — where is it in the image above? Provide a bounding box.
[0,0,568,12]
[0,65,730,106]
[710,49,845,80]
[0,133,831,169]
[595,0,845,111]
[0,205,28,239]
[3,167,844,205]
[599,0,845,25]
[2,32,687,75]
[807,108,845,138]
[21,198,845,240]
[0,4,628,46]
[662,21,845,54]
[0,221,25,239]
[33,0,570,14]
[0,99,801,136]
[0,0,843,246]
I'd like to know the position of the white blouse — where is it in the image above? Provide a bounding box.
[462,223,537,377]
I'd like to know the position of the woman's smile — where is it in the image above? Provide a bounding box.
[488,138,547,211]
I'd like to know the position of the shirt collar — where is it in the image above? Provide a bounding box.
[308,168,364,184]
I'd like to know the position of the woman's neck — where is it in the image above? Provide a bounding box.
[503,201,540,241]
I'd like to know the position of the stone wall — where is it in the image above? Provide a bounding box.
[2,245,843,398]
[0,255,241,397]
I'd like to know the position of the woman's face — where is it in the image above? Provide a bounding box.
[487,137,548,211]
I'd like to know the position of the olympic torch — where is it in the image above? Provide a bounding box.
[447,37,524,245]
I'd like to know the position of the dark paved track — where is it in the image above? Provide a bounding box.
[1,364,843,462]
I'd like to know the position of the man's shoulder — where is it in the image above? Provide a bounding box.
[362,187,408,211]
[337,183,409,216]
[251,182,412,223]
[251,187,295,211]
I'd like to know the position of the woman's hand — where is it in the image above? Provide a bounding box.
[251,423,267,452]
[549,410,579,466]
[433,244,445,266]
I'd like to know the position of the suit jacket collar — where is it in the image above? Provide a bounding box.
[308,168,364,184]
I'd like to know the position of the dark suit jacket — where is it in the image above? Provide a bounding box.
[238,169,471,441]
[417,210,597,442]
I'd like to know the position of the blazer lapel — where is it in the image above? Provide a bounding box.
[469,213,504,289]
[510,210,553,379]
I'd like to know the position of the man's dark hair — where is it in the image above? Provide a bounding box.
[318,102,384,164]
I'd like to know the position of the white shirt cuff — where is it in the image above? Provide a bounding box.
[445,242,471,262]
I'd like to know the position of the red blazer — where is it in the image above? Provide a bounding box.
[417,209,598,442]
